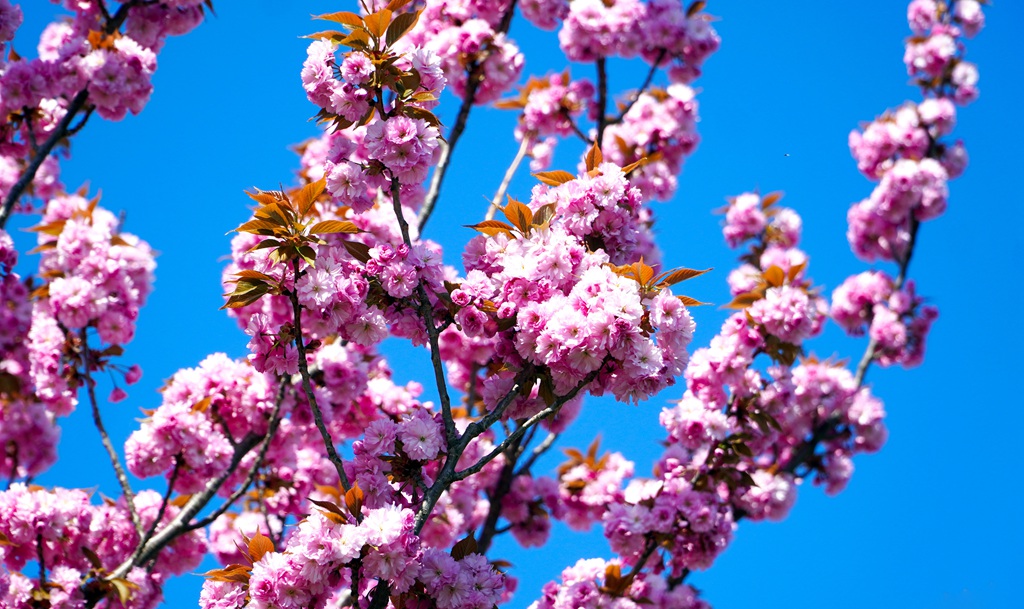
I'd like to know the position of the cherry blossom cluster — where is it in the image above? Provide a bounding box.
[455,218,695,406]
[905,0,982,103]
[558,0,718,71]
[498,72,594,171]
[831,271,937,368]
[0,191,152,480]
[531,557,708,609]
[529,162,657,264]
[125,353,274,493]
[529,193,890,602]
[0,1,208,214]
[847,0,982,261]
[199,506,507,609]
[396,0,522,104]
[0,484,206,609]
[0,229,55,480]
[36,193,155,347]
[600,84,702,202]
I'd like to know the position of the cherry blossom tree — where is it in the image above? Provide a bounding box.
[0,1,988,608]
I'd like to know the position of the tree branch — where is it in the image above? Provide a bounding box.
[595,58,609,146]
[290,258,352,491]
[416,0,518,233]
[185,378,289,531]
[79,329,143,537]
[388,178,457,445]
[612,49,666,125]
[0,90,90,230]
[486,134,533,221]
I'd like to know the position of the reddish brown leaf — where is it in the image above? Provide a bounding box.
[676,295,710,306]
[532,170,576,187]
[308,220,360,235]
[655,267,711,288]
[763,265,785,288]
[314,11,364,27]
[247,532,275,563]
[385,10,420,47]
[363,9,392,38]
[345,482,364,517]
[293,178,326,216]
[761,191,783,209]
[450,534,478,560]
[503,197,533,233]
[584,141,603,172]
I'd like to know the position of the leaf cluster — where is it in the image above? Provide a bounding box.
[223,178,360,309]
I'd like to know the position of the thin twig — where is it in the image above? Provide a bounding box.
[0,90,89,230]
[135,456,180,555]
[389,178,457,444]
[595,58,609,146]
[416,0,519,233]
[456,369,600,481]
[110,432,263,577]
[289,258,351,491]
[612,49,666,125]
[854,216,920,386]
[0,0,141,229]
[80,329,143,537]
[516,430,559,475]
[417,76,480,233]
[185,378,289,531]
[486,134,532,221]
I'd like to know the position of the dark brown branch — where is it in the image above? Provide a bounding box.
[416,0,518,233]
[290,258,351,491]
[613,49,666,124]
[185,378,289,531]
[80,329,143,537]
[389,178,457,445]
[595,58,609,146]
[0,90,89,230]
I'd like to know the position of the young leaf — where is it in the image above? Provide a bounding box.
[763,265,785,288]
[386,0,414,10]
[761,191,783,209]
[466,219,515,237]
[345,482,364,517]
[676,295,711,307]
[342,240,372,263]
[385,11,420,47]
[231,269,276,282]
[364,9,393,38]
[450,534,478,560]
[532,203,557,228]
[532,170,575,187]
[584,141,603,172]
[655,267,711,288]
[308,220,360,235]
[109,578,139,605]
[686,0,707,17]
[247,532,275,563]
[621,155,652,175]
[293,177,326,216]
[503,197,533,233]
[314,11,364,27]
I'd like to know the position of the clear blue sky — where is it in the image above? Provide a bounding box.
[11,2,1024,608]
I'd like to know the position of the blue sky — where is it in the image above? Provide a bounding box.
[11,2,1024,608]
